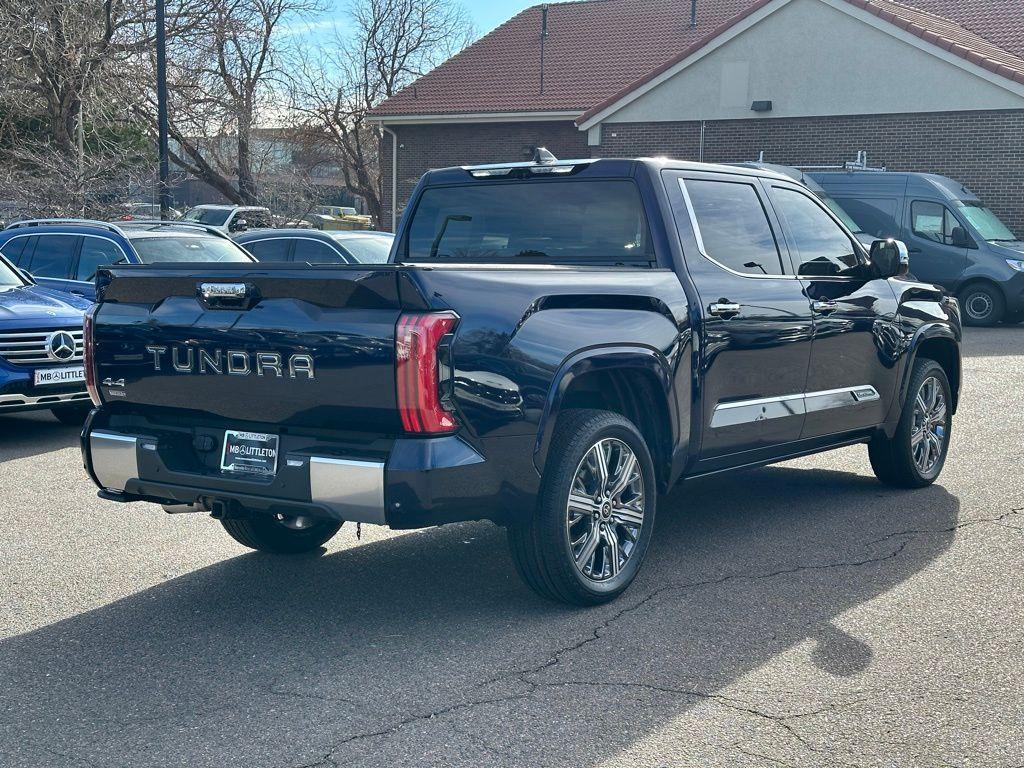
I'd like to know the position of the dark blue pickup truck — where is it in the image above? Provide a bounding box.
[81,157,962,605]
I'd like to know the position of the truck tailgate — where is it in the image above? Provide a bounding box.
[92,265,406,433]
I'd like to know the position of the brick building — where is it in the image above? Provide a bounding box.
[368,0,1024,233]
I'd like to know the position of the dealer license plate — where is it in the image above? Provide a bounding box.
[220,430,279,476]
[34,366,85,387]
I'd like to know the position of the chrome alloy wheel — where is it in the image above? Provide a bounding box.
[566,438,645,582]
[911,375,948,475]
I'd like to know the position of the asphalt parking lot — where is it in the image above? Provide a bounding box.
[1,327,1021,768]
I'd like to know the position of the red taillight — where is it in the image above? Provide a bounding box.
[396,312,458,434]
[84,306,101,407]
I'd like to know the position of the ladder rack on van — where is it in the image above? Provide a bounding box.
[793,151,886,173]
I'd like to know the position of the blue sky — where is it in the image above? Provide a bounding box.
[294,1,535,44]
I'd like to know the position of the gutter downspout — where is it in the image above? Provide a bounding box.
[381,125,398,233]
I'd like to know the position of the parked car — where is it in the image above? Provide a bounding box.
[236,229,394,264]
[81,156,961,606]
[116,202,182,221]
[182,204,273,234]
[809,171,1024,326]
[0,220,255,300]
[0,250,92,424]
[307,205,375,231]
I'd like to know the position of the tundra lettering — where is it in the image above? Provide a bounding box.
[145,345,315,379]
[84,156,961,606]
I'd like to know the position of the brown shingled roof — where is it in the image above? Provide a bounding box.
[369,0,1024,120]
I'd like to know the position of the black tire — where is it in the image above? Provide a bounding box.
[958,283,1004,326]
[51,405,90,425]
[869,359,952,488]
[508,409,657,606]
[221,514,342,554]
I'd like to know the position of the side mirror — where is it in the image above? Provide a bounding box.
[230,218,248,233]
[870,238,910,279]
[950,226,973,249]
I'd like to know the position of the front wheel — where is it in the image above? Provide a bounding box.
[508,409,656,606]
[958,283,1004,326]
[869,359,952,488]
[221,513,342,554]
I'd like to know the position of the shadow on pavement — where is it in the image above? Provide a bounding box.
[0,412,81,463]
[0,465,959,767]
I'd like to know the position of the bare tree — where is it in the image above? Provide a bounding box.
[133,0,320,205]
[290,0,474,225]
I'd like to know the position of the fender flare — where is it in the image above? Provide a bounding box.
[897,322,961,414]
[532,345,677,477]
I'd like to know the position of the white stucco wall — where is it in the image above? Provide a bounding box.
[601,0,1024,124]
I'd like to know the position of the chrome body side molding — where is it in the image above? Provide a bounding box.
[711,385,880,428]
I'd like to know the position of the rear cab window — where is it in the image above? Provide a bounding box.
[401,179,656,266]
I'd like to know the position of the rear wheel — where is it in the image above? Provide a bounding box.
[508,409,656,606]
[958,283,1004,326]
[869,359,952,488]
[221,513,342,554]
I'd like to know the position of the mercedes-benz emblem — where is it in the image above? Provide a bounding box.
[46,331,77,362]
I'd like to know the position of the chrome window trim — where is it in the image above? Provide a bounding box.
[711,385,880,428]
[677,177,799,281]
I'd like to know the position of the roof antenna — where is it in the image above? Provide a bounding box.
[533,147,557,164]
[690,0,698,28]
[540,5,549,95]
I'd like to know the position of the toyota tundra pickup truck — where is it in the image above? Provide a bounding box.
[81,156,962,606]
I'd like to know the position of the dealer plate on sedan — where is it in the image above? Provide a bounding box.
[34,366,85,387]
[221,430,279,476]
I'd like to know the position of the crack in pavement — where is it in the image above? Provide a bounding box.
[283,537,916,767]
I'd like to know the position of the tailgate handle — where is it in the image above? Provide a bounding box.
[198,282,258,309]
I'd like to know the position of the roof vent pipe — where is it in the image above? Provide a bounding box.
[690,0,698,28]
[540,5,549,95]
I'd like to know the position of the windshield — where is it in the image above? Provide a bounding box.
[956,201,1017,242]
[183,208,232,226]
[131,236,253,264]
[0,256,24,288]
[332,234,393,263]
[817,194,864,234]
[404,180,655,264]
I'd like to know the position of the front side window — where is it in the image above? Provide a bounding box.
[911,201,959,245]
[683,178,784,276]
[0,236,29,266]
[26,234,78,278]
[293,239,346,263]
[956,202,1017,243]
[771,187,860,276]
[405,180,655,265]
[77,238,126,281]
[131,236,253,263]
[834,197,899,239]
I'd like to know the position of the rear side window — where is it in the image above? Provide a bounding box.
[404,180,655,265]
[76,238,126,281]
[771,187,860,276]
[245,238,292,262]
[683,179,784,276]
[911,201,958,245]
[834,197,899,239]
[26,234,78,278]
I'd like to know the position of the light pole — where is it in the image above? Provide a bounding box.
[156,0,171,219]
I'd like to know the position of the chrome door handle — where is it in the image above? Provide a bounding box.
[708,302,742,318]
[812,300,839,314]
